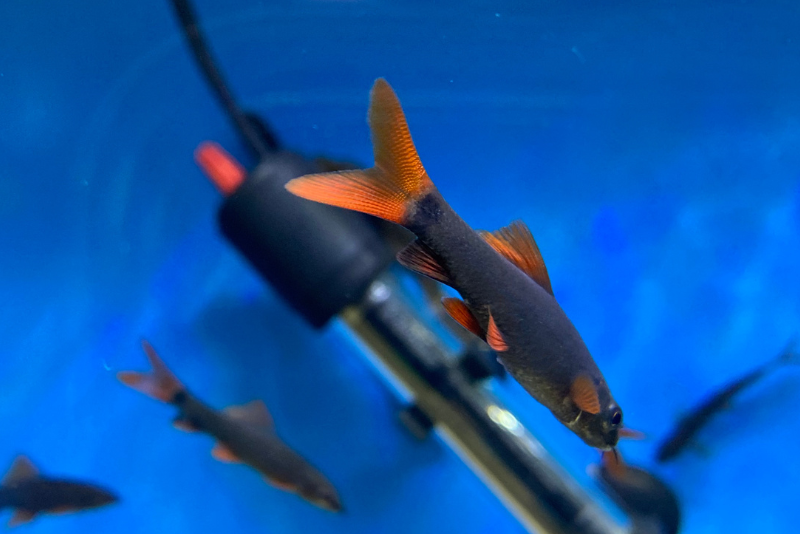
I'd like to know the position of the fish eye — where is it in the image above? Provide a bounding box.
[610,409,622,426]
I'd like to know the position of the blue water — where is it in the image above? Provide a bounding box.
[1,0,799,532]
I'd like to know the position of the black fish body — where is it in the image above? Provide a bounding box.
[119,341,342,511]
[656,343,798,462]
[286,79,624,449]
[0,456,117,526]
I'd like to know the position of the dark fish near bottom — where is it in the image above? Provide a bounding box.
[656,340,798,463]
[0,456,117,527]
[595,451,681,534]
[118,340,343,512]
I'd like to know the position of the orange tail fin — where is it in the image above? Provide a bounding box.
[117,340,184,403]
[285,78,434,226]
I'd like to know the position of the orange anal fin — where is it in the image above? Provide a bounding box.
[285,78,434,226]
[396,240,452,286]
[211,443,241,464]
[571,375,601,414]
[486,313,508,352]
[265,476,298,492]
[479,221,553,296]
[441,298,483,338]
[8,510,35,527]
[172,416,200,433]
[195,141,246,196]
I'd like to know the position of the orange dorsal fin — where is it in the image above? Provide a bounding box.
[486,313,508,352]
[2,456,38,487]
[441,298,483,337]
[223,400,273,432]
[285,78,433,225]
[211,443,241,463]
[479,221,553,296]
[396,240,452,286]
[8,510,35,527]
[117,340,184,403]
[571,375,601,414]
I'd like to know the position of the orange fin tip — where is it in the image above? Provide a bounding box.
[486,313,509,352]
[479,221,553,296]
[396,240,452,285]
[265,477,298,492]
[285,78,433,226]
[570,375,601,414]
[600,450,627,479]
[211,443,241,464]
[441,298,483,338]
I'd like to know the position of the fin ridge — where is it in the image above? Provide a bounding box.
[479,221,553,296]
[441,298,483,338]
[396,240,452,285]
[286,79,433,226]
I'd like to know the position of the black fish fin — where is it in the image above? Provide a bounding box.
[441,298,484,338]
[286,79,434,226]
[8,509,35,527]
[570,375,601,414]
[397,240,453,286]
[211,443,241,463]
[2,456,38,486]
[224,400,273,432]
[479,221,553,296]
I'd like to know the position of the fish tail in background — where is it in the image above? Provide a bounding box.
[117,340,185,403]
[777,336,799,366]
[285,78,435,227]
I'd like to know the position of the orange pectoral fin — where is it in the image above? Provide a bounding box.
[396,240,452,285]
[194,141,246,196]
[618,427,646,440]
[570,375,601,414]
[441,298,483,338]
[486,313,509,352]
[211,444,241,464]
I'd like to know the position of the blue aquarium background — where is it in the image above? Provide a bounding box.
[1,0,799,532]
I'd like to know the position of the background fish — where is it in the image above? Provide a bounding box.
[118,340,343,512]
[594,451,681,534]
[0,456,117,527]
[656,340,798,462]
[286,78,627,449]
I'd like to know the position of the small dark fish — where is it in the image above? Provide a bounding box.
[118,340,343,512]
[656,341,798,462]
[285,79,629,449]
[595,451,681,534]
[0,456,117,527]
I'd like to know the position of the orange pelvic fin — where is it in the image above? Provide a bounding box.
[396,240,452,285]
[571,375,601,414]
[195,141,246,196]
[285,78,433,225]
[479,221,553,296]
[224,400,274,432]
[117,340,184,404]
[172,416,200,433]
[211,443,241,464]
[441,298,483,338]
[486,313,509,352]
[8,509,35,528]
[2,456,38,486]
